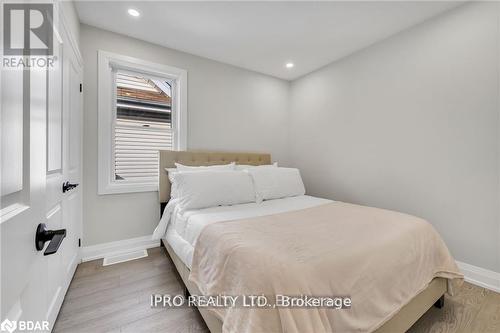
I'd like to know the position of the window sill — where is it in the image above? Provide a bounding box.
[98,182,158,195]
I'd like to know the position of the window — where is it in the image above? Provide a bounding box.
[98,51,187,194]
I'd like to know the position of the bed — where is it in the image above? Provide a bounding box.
[155,150,463,333]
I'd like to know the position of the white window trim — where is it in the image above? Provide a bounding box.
[97,50,187,195]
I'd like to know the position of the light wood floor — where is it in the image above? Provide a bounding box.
[54,247,500,333]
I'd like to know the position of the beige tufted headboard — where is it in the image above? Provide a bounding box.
[159,150,272,203]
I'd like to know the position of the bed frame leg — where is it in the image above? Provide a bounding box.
[434,295,445,309]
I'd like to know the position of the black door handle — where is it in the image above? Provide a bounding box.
[35,223,66,255]
[62,181,79,193]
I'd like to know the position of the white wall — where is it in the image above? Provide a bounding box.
[81,24,290,246]
[289,2,500,272]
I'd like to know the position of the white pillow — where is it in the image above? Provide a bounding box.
[169,170,256,210]
[174,162,235,171]
[166,163,235,199]
[165,168,180,199]
[234,162,278,171]
[247,167,305,202]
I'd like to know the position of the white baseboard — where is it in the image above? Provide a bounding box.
[456,261,500,293]
[81,235,160,262]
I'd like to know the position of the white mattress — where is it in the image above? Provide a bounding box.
[161,195,332,268]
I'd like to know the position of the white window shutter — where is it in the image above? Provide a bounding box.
[113,70,174,183]
[114,119,173,182]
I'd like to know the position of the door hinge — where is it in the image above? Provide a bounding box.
[78,238,81,247]
[79,83,82,93]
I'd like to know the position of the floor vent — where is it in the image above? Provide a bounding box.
[103,249,148,266]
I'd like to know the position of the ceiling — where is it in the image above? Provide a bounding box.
[75,1,462,80]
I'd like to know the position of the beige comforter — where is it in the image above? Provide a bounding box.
[189,202,463,333]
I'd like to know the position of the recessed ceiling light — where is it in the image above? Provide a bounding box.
[286,62,294,69]
[128,9,140,17]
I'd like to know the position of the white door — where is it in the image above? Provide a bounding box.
[44,11,83,328]
[1,55,50,330]
[1,4,82,331]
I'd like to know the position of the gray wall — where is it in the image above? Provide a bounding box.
[81,24,290,246]
[289,2,499,272]
[81,2,500,273]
